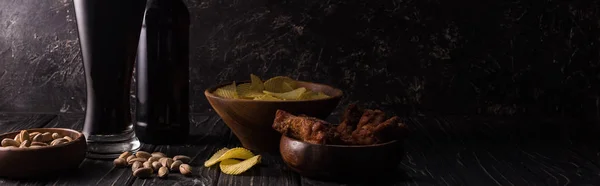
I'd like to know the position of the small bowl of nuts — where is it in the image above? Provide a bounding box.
[0,128,87,179]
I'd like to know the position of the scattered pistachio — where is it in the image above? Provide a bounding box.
[135,151,152,159]
[148,156,161,162]
[132,161,143,172]
[173,155,191,164]
[133,167,153,178]
[151,152,167,158]
[128,158,148,165]
[158,167,169,178]
[114,158,127,167]
[179,164,192,176]
[152,161,162,171]
[160,157,174,168]
[143,161,153,171]
[119,151,133,159]
[170,160,182,172]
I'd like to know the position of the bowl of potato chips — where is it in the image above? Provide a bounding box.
[204,74,342,153]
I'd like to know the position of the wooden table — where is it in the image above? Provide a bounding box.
[0,112,599,186]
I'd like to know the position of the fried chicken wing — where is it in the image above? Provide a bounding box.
[273,110,330,144]
[273,105,410,145]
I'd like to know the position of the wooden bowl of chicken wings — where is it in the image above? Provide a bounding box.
[276,104,408,182]
[205,81,342,153]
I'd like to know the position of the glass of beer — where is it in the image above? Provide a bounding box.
[73,0,147,159]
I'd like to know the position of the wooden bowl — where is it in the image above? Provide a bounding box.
[280,135,404,182]
[0,128,87,179]
[205,81,342,153]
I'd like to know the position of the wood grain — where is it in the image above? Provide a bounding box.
[217,136,301,186]
[0,113,55,133]
[131,114,231,186]
[0,113,599,186]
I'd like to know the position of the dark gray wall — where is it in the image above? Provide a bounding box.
[0,0,599,119]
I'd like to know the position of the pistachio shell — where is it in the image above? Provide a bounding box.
[1,138,20,147]
[135,151,152,159]
[151,152,167,158]
[179,164,192,176]
[133,167,153,178]
[173,155,191,164]
[158,167,169,178]
[113,158,127,167]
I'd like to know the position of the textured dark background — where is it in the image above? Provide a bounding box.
[0,0,598,119]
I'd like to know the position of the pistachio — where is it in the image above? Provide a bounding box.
[132,161,143,172]
[151,152,167,158]
[126,155,136,162]
[113,158,127,167]
[159,157,174,168]
[152,161,162,171]
[173,155,191,164]
[16,130,29,143]
[158,167,169,178]
[41,132,53,142]
[19,140,30,148]
[28,132,40,140]
[50,138,68,146]
[148,156,161,162]
[63,136,73,142]
[128,158,148,165]
[119,151,133,159]
[1,138,19,147]
[179,164,192,176]
[170,160,182,172]
[133,167,153,178]
[143,161,153,171]
[13,135,19,143]
[31,142,48,146]
[32,133,44,142]
[30,145,43,149]
[51,133,61,140]
[135,151,152,159]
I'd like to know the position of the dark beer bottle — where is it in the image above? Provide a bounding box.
[135,0,190,144]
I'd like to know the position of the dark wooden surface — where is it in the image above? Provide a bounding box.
[0,112,599,186]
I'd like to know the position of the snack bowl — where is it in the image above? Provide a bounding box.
[205,81,342,153]
[0,128,87,179]
[279,135,404,182]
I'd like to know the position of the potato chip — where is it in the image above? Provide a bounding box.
[237,83,264,98]
[214,82,239,99]
[264,87,306,100]
[283,82,295,91]
[299,90,317,100]
[311,92,330,99]
[253,94,281,101]
[263,76,297,93]
[204,147,230,167]
[250,74,264,92]
[219,155,261,175]
[203,147,255,167]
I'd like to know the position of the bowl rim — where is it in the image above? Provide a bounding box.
[204,80,343,103]
[281,134,400,148]
[0,128,85,152]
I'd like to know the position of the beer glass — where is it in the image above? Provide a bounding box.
[73,0,147,159]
